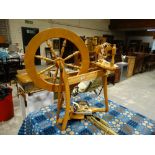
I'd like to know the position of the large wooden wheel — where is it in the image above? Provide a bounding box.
[24,28,90,92]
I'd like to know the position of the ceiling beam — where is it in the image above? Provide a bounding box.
[109,19,155,30]
[125,31,155,36]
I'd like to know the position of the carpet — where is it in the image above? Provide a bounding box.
[18,92,155,135]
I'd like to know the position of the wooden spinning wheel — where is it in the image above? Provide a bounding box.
[24,28,117,131]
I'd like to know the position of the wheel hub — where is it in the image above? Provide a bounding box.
[55,57,64,67]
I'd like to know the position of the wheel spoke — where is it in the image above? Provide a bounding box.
[64,51,80,61]
[65,63,80,70]
[60,39,67,57]
[35,55,55,63]
[52,67,58,83]
[38,65,55,75]
[46,40,57,58]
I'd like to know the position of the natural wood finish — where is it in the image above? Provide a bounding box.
[92,62,117,71]
[57,112,85,124]
[90,107,106,112]
[94,43,116,67]
[111,44,116,66]
[102,73,109,112]
[46,40,57,58]
[64,51,80,62]
[60,40,67,57]
[86,116,117,135]
[68,70,103,85]
[61,62,71,130]
[38,65,55,75]
[67,71,79,77]
[55,68,111,130]
[127,56,136,77]
[52,67,58,83]
[24,28,89,92]
[57,67,63,121]
[65,63,80,69]
[16,73,50,84]
[24,28,117,131]
[35,55,55,63]
[69,112,85,120]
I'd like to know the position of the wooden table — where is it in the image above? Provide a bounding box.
[16,70,53,119]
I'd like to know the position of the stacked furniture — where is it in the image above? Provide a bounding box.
[128,52,155,74]
[146,54,155,70]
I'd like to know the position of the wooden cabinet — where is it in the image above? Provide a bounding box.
[127,56,136,77]
[114,67,121,83]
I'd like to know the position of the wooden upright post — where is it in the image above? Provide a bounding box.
[61,62,71,131]
[102,71,109,112]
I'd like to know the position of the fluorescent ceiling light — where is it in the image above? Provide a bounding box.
[147,29,155,32]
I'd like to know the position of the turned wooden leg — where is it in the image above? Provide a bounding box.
[61,62,71,131]
[61,80,70,131]
[102,73,109,112]
[56,92,63,121]
[56,67,63,121]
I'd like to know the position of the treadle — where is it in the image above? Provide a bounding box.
[86,115,117,135]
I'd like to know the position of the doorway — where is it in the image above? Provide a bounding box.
[21,27,41,65]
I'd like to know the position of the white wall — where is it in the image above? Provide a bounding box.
[50,19,111,37]
[9,19,112,50]
[9,19,115,65]
[8,19,111,64]
[9,19,51,55]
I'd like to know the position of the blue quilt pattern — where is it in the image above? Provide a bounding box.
[18,92,155,135]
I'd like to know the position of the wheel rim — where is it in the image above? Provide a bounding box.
[24,28,90,92]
